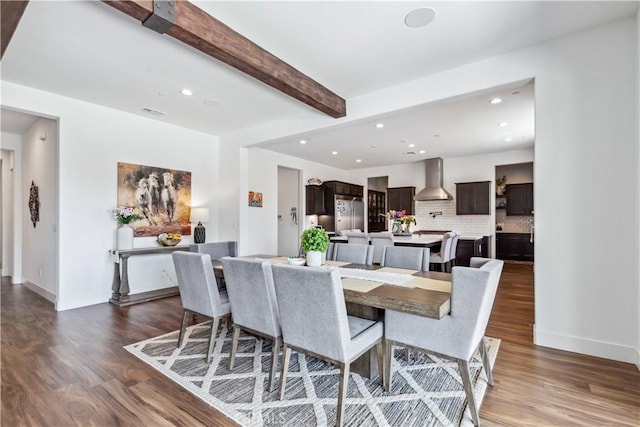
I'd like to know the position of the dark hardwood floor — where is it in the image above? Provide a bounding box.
[2,264,639,426]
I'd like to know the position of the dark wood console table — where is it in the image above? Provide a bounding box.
[110,246,190,307]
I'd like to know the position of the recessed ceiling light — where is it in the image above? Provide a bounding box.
[299,139,307,145]
[408,143,416,148]
[419,150,426,154]
[376,123,384,129]
[158,91,168,96]
[504,137,512,142]
[356,159,362,163]
[180,89,193,96]
[498,122,508,127]
[332,151,338,155]
[489,98,502,104]
[404,7,436,28]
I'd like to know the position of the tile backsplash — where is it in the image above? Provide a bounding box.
[495,210,533,233]
[415,201,493,235]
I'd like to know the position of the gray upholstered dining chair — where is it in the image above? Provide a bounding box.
[380,246,430,271]
[429,231,455,272]
[220,257,282,392]
[271,264,384,427]
[332,243,374,265]
[345,231,369,245]
[190,241,238,259]
[172,252,232,363]
[448,231,460,269]
[326,242,335,262]
[191,241,238,288]
[369,232,394,264]
[384,257,504,426]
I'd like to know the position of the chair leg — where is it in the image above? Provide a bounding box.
[405,348,410,362]
[375,341,384,387]
[229,325,241,370]
[206,317,221,364]
[336,363,350,427]
[268,336,281,392]
[384,339,393,392]
[458,359,480,426]
[480,337,494,386]
[278,345,292,400]
[177,309,189,348]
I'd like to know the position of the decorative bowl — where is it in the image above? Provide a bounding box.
[158,233,182,247]
[288,257,306,266]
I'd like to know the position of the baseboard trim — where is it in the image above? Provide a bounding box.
[535,327,638,365]
[22,281,56,304]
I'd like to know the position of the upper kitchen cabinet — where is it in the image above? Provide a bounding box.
[324,181,364,197]
[456,181,490,215]
[387,186,415,215]
[506,183,534,216]
[305,185,326,215]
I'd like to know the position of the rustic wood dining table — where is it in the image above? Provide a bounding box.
[212,255,452,378]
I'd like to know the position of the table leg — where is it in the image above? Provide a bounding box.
[111,260,121,301]
[119,254,131,304]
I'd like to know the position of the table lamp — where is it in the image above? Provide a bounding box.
[190,207,210,244]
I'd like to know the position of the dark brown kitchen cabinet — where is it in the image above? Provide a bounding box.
[305,185,326,215]
[496,233,534,261]
[368,190,386,232]
[323,181,363,197]
[455,236,489,267]
[456,181,490,215]
[506,183,534,216]
[387,186,415,215]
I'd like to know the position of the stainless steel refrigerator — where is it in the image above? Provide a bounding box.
[335,196,365,232]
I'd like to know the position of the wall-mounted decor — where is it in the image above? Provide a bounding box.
[248,191,263,207]
[28,180,40,228]
[117,162,192,237]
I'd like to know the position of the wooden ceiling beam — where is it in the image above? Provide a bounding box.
[102,0,346,118]
[1,1,30,59]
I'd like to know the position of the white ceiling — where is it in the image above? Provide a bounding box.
[1,1,637,169]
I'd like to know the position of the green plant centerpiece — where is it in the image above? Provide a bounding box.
[301,227,329,267]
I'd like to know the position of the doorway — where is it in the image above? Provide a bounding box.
[277,166,301,256]
[1,108,59,304]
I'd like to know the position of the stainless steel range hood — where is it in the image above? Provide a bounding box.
[414,158,454,201]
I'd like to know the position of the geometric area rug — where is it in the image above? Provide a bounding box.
[125,322,500,427]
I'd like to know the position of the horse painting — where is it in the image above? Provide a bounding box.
[148,172,163,217]
[161,172,177,223]
[134,178,155,225]
[117,162,192,237]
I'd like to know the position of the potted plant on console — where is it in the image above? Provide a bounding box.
[301,227,329,267]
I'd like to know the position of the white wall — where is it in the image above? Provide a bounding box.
[243,147,347,255]
[636,10,640,369]
[235,18,640,364]
[1,82,219,310]
[22,118,58,301]
[1,134,23,283]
